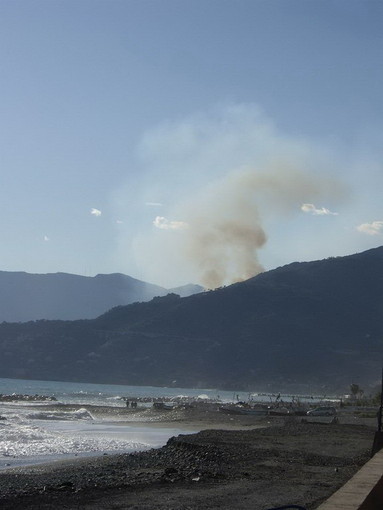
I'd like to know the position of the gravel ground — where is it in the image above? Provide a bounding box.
[0,413,375,510]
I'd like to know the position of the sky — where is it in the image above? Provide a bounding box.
[0,0,382,288]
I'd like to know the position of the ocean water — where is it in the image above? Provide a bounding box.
[0,377,243,406]
[0,377,336,470]
[0,377,249,470]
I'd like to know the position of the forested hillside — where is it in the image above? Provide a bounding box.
[0,247,382,393]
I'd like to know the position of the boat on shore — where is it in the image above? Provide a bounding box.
[219,404,269,416]
[220,402,310,417]
[152,402,175,411]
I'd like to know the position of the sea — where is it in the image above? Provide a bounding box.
[0,377,338,471]
[0,377,253,470]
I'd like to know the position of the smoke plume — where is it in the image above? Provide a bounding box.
[121,105,346,288]
[162,165,341,289]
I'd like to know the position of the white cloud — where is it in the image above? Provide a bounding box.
[301,203,339,216]
[90,208,102,217]
[153,216,188,230]
[145,202,163,207]
[43,235,50,242]
[356,221,383,236]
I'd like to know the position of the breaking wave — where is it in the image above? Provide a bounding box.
[25,408,94,421]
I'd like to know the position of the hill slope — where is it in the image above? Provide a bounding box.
[0,247,382,392]
[0,271,203,321]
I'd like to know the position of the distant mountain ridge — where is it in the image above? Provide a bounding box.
[0,271,203,322]
[0,246,382,393]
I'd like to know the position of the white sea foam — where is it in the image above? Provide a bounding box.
[25,408,94,421]
[0,412,170,463]
[0,420,151,459]
[0,376,265,469]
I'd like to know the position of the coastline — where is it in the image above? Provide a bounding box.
[0,401,272,472]
[0,406,376,509]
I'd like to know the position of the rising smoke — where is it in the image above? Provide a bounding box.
[123,105,345,288]
[171,165,341,288]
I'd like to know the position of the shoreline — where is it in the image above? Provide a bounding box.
[0,404,271,472]
[0,407,376,509]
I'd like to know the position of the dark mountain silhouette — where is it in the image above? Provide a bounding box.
[0,271,203,322]
[0,246,382,393]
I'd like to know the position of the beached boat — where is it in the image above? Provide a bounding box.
[152,402,175,411]
[268,406,291,416]
[219,404,269,416]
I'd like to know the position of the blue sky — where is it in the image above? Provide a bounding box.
[0,0,382,287]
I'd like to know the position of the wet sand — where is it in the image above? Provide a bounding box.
[0,404,376,509]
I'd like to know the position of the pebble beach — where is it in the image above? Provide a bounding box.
[0,403,376,509]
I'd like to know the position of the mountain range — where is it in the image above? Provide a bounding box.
[0,246,382,393]
[0,271,203,322]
